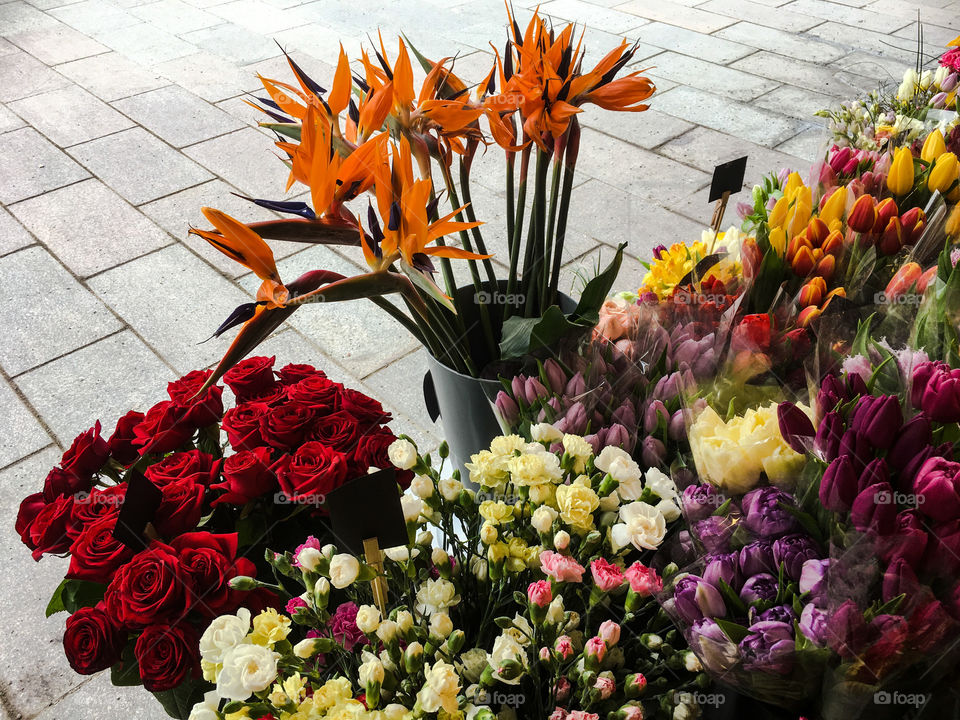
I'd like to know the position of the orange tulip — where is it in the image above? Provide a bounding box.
[799,277,826,307]
[815,254,836,280]
[847,194,877,233]
[821,229,843,256]
[792,245,816,276]
[805,218,830,247]
[917,266,938,294]
[872,197,899,233]
[878,217,904,256]
[787,235,812,263]
[885,262,923,299]
[798,305,821,327]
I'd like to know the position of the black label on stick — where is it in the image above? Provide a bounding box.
[709,156,748,202]
[325,468,408,555]
[112,470,163,551]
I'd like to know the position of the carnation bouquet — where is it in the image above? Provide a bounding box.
[15,356,411,718]
[192,433,708,720]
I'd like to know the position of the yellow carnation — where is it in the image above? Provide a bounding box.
[250,608,291,648]
[555,483,599,533]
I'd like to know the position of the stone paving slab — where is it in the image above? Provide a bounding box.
[0,205,34,256]
[55,51,169,103]
[8,83,134,148]
[0,379,51,470]
[112,84,243,148]
[0,51,70,102]
[6,21,109,65]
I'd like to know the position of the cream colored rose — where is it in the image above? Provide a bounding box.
[416,578,461,616]
[611,501,667,551]
[531,423,563,443]
[293,638,324,658]
[199,608,251,664]
[328,553,360,588]
[388,438,418,470]
[555,483,600,532]
[531,505,558,533]
[396,610,414,633]
[418,660,461,713]
[216,643,280,700]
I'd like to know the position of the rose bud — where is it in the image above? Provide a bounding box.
[849,394,902,449]
[847,194,877,233]
[912,456,960,521]
[850,482,898,535]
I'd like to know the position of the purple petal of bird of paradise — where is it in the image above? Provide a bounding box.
[232,193,317,220]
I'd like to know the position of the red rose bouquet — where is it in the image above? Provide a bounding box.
[15,356,410,718]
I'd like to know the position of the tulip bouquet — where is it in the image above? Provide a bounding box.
[190,433,708,720]
[186,6,656,387]
[14,356,412,718]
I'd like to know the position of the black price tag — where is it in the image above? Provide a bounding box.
[325,468,408,555]
[708,156,748,202]
[112,471,163,551]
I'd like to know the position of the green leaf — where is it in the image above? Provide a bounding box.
[499,305,581,359]
[570,243,625,321]
[716,578,747,616]
[259,122,300,142]
[110,641,142,687]
[152,677,206,719]
[714,618,750,644]
[46,579,107,617]
[494,616,514,629]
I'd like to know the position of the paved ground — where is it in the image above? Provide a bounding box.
[1,0,958,716]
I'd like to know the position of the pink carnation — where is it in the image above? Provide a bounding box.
[292,535,322,568]
[598,620,620,646]
[585,636,607,662]
[528,580,553,607]
[540,550,585,583]
[555,677,572,701]
[567,712,600,720]
[624,562,662,596]
[594,676,615,699]
[941,47,960,72]
[548,708,567,720]
[590,558,624,591]
[555,635,574,659]
[285,596,308,615]
[327,602,369,651]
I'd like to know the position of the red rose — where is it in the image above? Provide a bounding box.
[286,375,342,412]
[15,492,46,548]
[244,384,289,406]
[133,401,194,455]
[310,411,361,453]
[63,604,126,674]
[67,516,134,584]
[28,495,74,560]
[340,388,390,424]
[153,479,205,538]
[109,410,145,466]
[260,402,317,450]
[135,622,200,691]
[354,430,411,486]
[222,402,270,451]
[144,450,219,488]
[169,533,256,616]
[105,541,189,627]
[211,447,276,506]
[223,356,277,400]
[167,369,224,428]
[278,363,323,385]
[42,465,92,502]
[730,313,772,353]
[274,441,349,503]
[68,485,126,540]
[61,422,110,478]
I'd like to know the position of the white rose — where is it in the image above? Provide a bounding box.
[376,619,399,644]
[416,578,461,616]
[359,657,385,685]
[216,643,280,700]
[531,505,558,533]
[296,547,322,572]
[187,691,220,720]
[418,660,462,713]
[530,423,563,443]
[644,467,678,501]
[410,475,434,498]
[401,494,423,523]
[611,501,667,551]
[356,604,381,634]
[328,553,361,588]
[199,608,251,664]
[438,477,463,501]
[388,438,418,470]
[430,611,454,638]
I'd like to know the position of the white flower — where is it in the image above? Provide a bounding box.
[599,491,620,512]
[293,638,323,659]
[418,660,461,713]
[384,704,410,720]
[187,691,220,720]
[430,611,453,638]
[396,610,414,633]
[465,450,507,489]
[410,475,434,498]
[296,547,322,572]
[385,546,420,562]
[401,494,423,523]
[376,619,399,644]
[656,498,681,522]
[561,434,593,471]
[328,553,360,588]
[416,578,461,616]
[356,605,381,634]
[644,467,678,502]
[611,501,667,551]
[530,423,563,443]
[459,648,489,683]
[553,530,570,550]
[595,446,643,496]
[199,608,251,664]
[359,657,385,686]
[388,439,418,470]
[546,596,565,625]
[683,651,703,672]
[488,634,528,685]
[531,505,558,533]
[216,643,280,701]
[438,477,462,501]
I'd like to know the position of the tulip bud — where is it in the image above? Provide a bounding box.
[878,217,904,256]
[928,152,959,194]
[819,185,847,227]
[797,305,821,327]
[798,277,826,307]
[768,194,789,229]
[947,204,960,238]
[814,254,836,281]
[792,245,816,276]
[943,72,959,92]
[872,197,898,233]
[921,129,946,163]
[888,146,915,196]
[641,436,666,467]
[885,261,923,299]
[847,194,877,233]
[524,377,549,404]
[805,217,830,246]
[820,228,843,256]
[786,234,812,262]
[565,371,586,397]
[495,391,519,426]
[644,400,668,434]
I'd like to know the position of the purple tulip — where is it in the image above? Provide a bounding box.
[799,558,830,607]
[739,573,779,605]
[819,455,858,512]
[644,400,668,434]
[565,371,586,397]
[653,372,682,402]
[582,433,601,455]
[495,391,519,426]
[682,484,723,522]
[932,91,948,108]
[558,401,587,435]
[611,400,636,430]
[673,575,726,624]
[798,604,827,646]
[912,361,960,422]
[604,423,630,450]
[736,201,753,220]
[641,436,666,467]
[758,604,796,625]
[703,552,741,591]
[773,534,821,581]
[777,402,815,454]
[738,621,795,674]
[739,540,776,577]
[888,415,932,471]
[882,510,928,567]
[816,375,847,417]
[882,556,919,603]
[688,617,738,673]
[694,515,733,553]
[814,411,844,461]
[741,487,799,538]
[912,456,960,521]
[858,457,889,494]
[942,72,958,92]
[668,410,688,442]
[524,377,549,404]
[837,428,872,472]
[850,395,902,449]
[826,600,869,659]
[851,482,898,535]
[543,358,566,394]
[510,376,526,403]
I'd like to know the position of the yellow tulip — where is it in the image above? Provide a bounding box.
[921,129,946,163]
[768,194,789,230]
[787,186,813,238]
[783,171,804,199]
[819,186,847,227]
[947,204,960,237]
[887,146,915,196]
[769,226,786,256]
[928,152,959,194]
